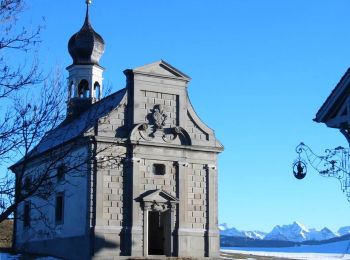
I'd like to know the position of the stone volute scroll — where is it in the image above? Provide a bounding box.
[129,104,192,145]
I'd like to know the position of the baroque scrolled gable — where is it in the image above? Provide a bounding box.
[126,60,223,151]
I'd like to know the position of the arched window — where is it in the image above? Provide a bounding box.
[78,80,89,98]
[94,82,101,100]
[69,82,75,98]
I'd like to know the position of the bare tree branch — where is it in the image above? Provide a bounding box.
[0,0,42,99]
[0,2,126,242]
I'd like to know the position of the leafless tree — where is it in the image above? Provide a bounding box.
[0,0,67,224]
[0,0,42,99]
[0,73,67,222]
[0,1,124,237]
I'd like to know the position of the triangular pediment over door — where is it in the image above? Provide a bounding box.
[140,189,179,212]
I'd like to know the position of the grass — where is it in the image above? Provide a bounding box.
[0,220,13,248]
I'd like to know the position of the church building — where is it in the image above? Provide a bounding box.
[12,2,223,259]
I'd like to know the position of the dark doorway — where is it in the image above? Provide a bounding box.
[148,211,164,255]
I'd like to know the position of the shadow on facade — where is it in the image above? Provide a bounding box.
[120,156,132,256]
[94,234,120,254]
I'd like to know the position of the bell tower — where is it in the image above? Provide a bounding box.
[66,0,105,118]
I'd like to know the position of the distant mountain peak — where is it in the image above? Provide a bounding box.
[219,222,345,243]
[218,223,229,231]
[338,226,350,236]
[219,223,267,239]
[292,221,307,229]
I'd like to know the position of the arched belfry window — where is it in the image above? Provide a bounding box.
[78,79,90,98]
[94,82,101,100]
[69,82,75,98]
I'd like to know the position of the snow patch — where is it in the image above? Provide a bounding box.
[222,239,350,259]
[0,253,61,260]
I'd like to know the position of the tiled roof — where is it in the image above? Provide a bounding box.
[12,88,126,166]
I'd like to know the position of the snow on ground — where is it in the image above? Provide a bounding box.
[2,240,350,260]
[0,253,60,260]
[222,239,350,259]
[222,250,350,260]
[0,254,21,260]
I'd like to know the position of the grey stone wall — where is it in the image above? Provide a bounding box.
[101,165,124,226]
[95,99,127,138]
[188,163,207,230]
[139,159,177,196]
[139,90,179,127]
[187,112,209,142]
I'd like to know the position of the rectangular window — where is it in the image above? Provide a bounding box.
[153,164,166,175]
[57,165,65,182]
[23,201,30,228]
[55,193,64,224]
[24,177,31,192]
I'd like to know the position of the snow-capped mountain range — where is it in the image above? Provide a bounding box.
[219,222,350,242]
[219,223,266,240]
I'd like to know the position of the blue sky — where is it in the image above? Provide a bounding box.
[13,0,350,232]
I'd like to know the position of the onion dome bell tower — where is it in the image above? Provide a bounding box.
[66,0,105,118]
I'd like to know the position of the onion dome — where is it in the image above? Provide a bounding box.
[68,2,105,65]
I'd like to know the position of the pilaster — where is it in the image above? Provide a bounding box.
[130,156,143,256]
[142,204,150,257]
[169,204,176,256]
[176,161,191,256]
[205,164,220,258]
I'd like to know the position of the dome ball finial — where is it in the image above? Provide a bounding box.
[68,0,105,65]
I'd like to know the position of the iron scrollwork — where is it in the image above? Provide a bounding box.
[293,142,350,201]
[293,144,307,180]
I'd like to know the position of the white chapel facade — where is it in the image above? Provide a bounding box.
[12,2,223,259]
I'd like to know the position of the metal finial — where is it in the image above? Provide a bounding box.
[84,0,91,25]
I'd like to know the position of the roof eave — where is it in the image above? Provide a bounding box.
[315,68,350,124]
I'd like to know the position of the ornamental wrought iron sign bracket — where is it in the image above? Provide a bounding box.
[293,142,350,201]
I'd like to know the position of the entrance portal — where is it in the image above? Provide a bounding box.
[141,189,178,257]
[148,211,164,255]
